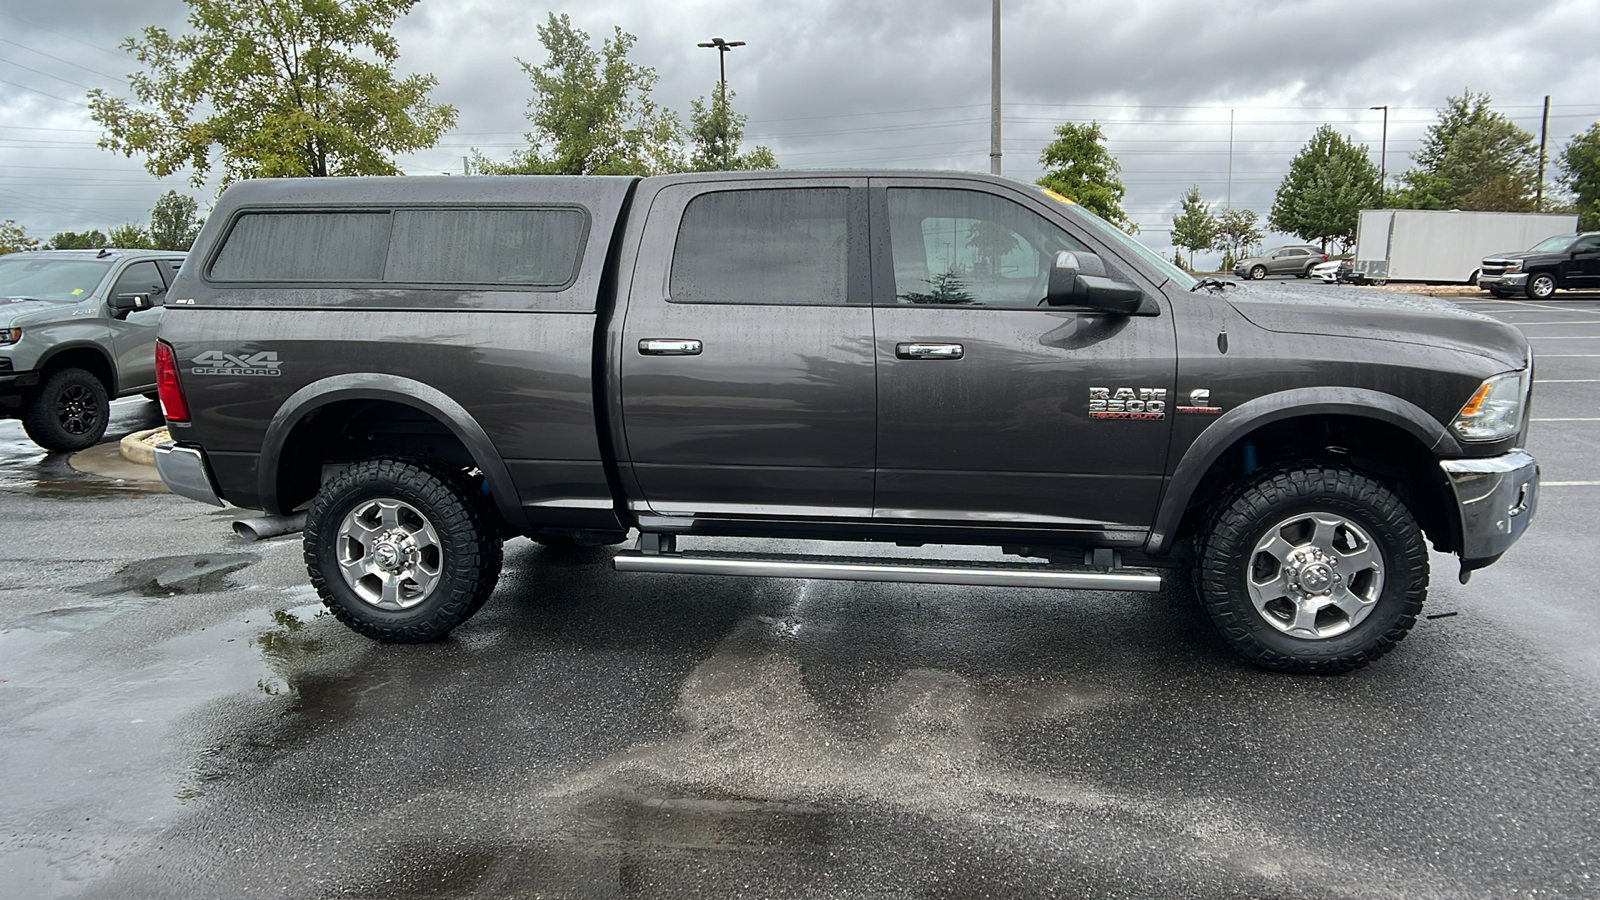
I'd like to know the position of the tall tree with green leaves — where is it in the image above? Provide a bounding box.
[687,82,776,172]
[1170,185,1218,270]
[1036,121,1135,233]
[1269,125,1381,250]
[1558,123,1600,231]
[109,223,154,249]
[1393,91,1538,211]
[1212,208,1263,269]
[149,190,204,250]
[477,14,682,176]
[88,0,457,186]
[47,231,110,250]
[0,220,39,254]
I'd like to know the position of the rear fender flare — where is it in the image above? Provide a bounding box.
[258,373,526,530]
[1145,387,1457,555]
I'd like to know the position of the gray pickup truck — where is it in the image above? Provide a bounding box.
[152,172,1539,673]
[1,249,186,451]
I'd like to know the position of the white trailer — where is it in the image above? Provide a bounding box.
[1352,209,1578,284]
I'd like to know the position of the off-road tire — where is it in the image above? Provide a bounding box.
[1526,272,1557,300]
[21,366,109,452]
[1250,265,1267,280]
[304,458,503,643]
[1195,463,1428,674]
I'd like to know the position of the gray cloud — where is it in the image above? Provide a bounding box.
[2,0,1597,261]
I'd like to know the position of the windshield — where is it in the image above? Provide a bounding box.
[0,257,113,302]
[1032,187,1197,290]
[1528,234,1576,253]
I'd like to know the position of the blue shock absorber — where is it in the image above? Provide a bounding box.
[1242,442,1258,475]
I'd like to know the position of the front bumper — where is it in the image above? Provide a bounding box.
[153,442,225,507]
[1478,272,1528,290]
[0,368,40,412]
[1440,449,1538,574]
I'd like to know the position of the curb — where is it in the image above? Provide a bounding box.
[119,427,168,467]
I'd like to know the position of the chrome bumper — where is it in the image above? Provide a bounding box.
[153,443,225,507]
[1478,272,1528,289]
[1440,449,1538,568]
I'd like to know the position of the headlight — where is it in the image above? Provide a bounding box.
[1503,261,1522,274]
[0,327,20,345]
[1451,371,1527,442]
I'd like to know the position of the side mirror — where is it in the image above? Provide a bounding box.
[1045,251,1155,316]
[111,292,152,316]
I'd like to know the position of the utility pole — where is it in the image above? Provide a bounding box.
[990,0,1002,175]
[1537,95,1550,211]
[1370,105,1388,208]
[1227,109,1234,209]
[696,36,746,88]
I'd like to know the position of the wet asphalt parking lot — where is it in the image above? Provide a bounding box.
[1,284,1598,899]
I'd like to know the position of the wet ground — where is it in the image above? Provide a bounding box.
[2,294,1598,899]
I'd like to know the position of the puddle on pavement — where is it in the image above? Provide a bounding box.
[76,552,259,597]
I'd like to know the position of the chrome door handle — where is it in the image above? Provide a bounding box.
[638,339,703,356]
[895,342,963,360]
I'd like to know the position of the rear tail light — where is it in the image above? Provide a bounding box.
[155,340,190,423]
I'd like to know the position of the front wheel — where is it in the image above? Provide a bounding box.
[1195,464,1428,674]
[305,458,503,643]
[1250,265,1267,280]
[21,367,109,452]
[1526,273,1556,300]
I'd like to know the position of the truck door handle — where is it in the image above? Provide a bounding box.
[638,339,703,356]
[896,342,963,360]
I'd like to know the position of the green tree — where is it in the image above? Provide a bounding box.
[1558,123,1600,230]
[687,82,777,172]
[1036,121,1135,233]
[477,14,682,176]
[1212,207,1262,270]
[149,190,204,250]
[0,220,40,254]
[1269,125,1381,250]
[966,220,1020,277]
[48,230,110,250]
[109,223,154,248]
[88,0,457,187]
[1393,91,1537,211]
[1171,248,1187,270]
[1170,185,1218,270]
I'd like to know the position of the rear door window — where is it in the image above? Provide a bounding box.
[669,189,850,305]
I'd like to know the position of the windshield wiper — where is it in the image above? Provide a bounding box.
[1189,276,1236,292]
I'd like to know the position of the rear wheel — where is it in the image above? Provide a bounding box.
[1526,272,1556,300]
[21,367,109,452]
[1195,464,1428,674]
[305,458,502,643]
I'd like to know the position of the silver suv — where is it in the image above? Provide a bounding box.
[0,249,185,451]
[1233,244,1329,280]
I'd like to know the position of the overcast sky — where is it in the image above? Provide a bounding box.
[2,0,1598,264]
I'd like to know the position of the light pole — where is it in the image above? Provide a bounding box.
[1370,105,1388,208]
[697,36,746,89]
[990,0,1001,175]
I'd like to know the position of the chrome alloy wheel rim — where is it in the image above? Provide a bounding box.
[56,384,99,435]
[1247,513,1385,639]
[1530,275,1555,299]
[336,498,443,610]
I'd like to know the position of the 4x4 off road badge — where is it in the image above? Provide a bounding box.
[191,350,282,377]
[1089,386,1167,420]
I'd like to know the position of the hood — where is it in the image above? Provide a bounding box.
[0,298,62,326]
[1482,249,1554,263]
[1227,284,1528,369]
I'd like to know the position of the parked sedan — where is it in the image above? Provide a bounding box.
[1233,245,1329,280]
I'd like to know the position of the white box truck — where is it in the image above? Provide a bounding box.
[1352,209,1577,284]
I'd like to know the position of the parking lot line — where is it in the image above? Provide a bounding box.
[1536,379,1600,383]
[1535,354,1600,358]
[1506,321,1600,326]
[1542,481,1600,486]
[1527,336,1600,340]
[1531,417,1600,422]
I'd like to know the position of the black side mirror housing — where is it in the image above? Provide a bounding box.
[1045,251,1157,316]
[111,292,152,316]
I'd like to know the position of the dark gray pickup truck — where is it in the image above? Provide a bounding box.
[152,172,1539,673]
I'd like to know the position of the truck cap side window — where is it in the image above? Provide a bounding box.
[210,212,391,282]
[385,208,586,287]
[886,188,1090,308]
[669,189,849,305]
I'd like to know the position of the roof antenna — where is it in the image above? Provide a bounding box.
[96,248,112,258]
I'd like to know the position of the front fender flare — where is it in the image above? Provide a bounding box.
[1145,387,1458,555]
[257,373,527,530]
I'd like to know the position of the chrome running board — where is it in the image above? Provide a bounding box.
[612,549,1161,592]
